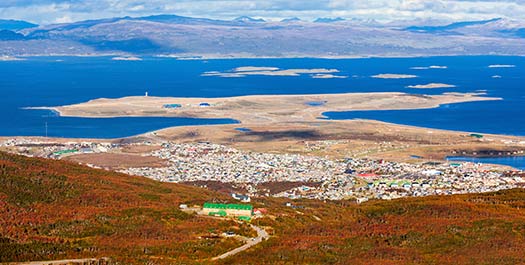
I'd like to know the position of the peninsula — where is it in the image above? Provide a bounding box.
[42,92,499,124]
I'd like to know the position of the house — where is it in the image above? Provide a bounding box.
[470,133,484,139]
[80,147,94,153]
[358,173,379,178]
[345,168,356,174]
[232,193,251,202]
[356,197,369,204]
[199,102,211,107]
[422,169,442,176]
[254,208,268,216]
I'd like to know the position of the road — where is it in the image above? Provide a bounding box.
[211,225,269,261]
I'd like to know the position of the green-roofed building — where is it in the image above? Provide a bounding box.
[53,149,78,156]
[202,203,253,217]
[470,134,484,139]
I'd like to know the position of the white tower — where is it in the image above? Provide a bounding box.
[145,91,149,97]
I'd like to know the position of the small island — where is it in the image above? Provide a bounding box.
[407,83,456,89]
[371,74,418,79]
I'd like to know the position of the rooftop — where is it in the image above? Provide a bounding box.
[203,202,253,211]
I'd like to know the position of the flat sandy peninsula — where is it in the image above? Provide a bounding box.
[43,92,500,124]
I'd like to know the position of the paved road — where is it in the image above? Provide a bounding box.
[211,225,269,260]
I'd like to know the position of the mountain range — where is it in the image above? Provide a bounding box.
[0,15,524,57]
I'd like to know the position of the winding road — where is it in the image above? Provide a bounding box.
[211,225,269,260]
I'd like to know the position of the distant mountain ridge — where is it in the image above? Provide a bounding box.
[0,30,25,41]
[404,17,525,38]
[0,19,37,31]
[1,15,524,57]
[234,16,266,23]
[314,17,345,23]
[404,18,502,33]
[281,17,301,23]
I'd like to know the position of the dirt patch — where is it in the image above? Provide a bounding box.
[65,153,167,169]
[181,181,247,194]
[121,145,163,154]
[256,181,323,194]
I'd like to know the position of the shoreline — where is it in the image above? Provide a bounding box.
[1,118,523,144]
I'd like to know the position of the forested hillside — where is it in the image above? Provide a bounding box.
[230,190,525,264]
[0,152,246,263]
[1,151,525,264]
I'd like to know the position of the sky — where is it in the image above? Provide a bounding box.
[1,0,525,25]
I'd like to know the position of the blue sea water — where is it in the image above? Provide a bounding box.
[235,127,252,133]
[447,156,525,170]
[306,101,327,107]
[0,56,523,138]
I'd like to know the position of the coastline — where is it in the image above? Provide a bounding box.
[3,118,524,162]
[17,92,525,167]
[17,92,522,161]
[3,113,525,173]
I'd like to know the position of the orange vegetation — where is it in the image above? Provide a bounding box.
[1,152,525,264]
[0,152,247,263]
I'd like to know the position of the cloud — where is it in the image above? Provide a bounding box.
[1,0,525,25]
[55,14,73,23]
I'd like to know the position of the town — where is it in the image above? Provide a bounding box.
[1,138,524,202]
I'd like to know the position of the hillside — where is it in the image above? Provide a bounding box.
[1,15,524,57]
[0,19,37,31]
[0,152,250,263]
[1,152,525,264]
[230,190,525,264]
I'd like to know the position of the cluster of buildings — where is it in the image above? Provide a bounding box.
[2,139,524,202]
[123,142,347,184]
[276,158,524,202]
[0,139,116,159]
[121,142,525,201]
